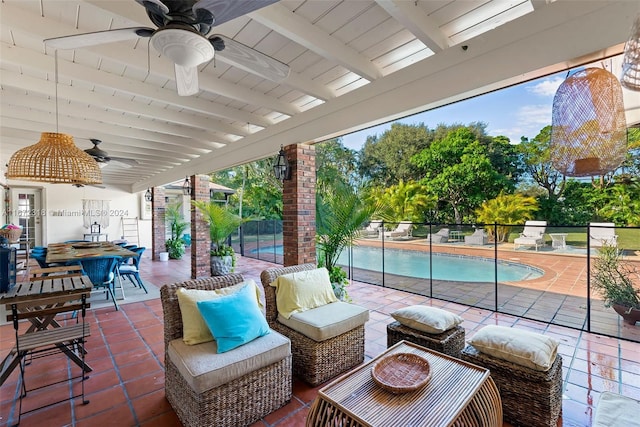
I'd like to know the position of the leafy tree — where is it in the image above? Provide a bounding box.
[412,127,516,224]
[210,159,283,219]
[358,123,433,186]
[316,138,359,190]
[519,126,566,199]
[619,128,640,181]
[474,193,538,242]
[598,181,640,226]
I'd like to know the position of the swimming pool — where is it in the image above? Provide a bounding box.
[250,245,543,282]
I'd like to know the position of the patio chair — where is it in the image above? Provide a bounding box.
[383,221,413,240]
[79,256,122,311]
[426,228,449,243]
[361,220,382,238]
[260,263,369,386]
[514,220,547,251]
[589,222,618,248]
[119,247,147,293]
[465,229,489,245]
[160,275,292,427]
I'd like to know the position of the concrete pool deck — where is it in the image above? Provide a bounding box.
[353,237,640,342]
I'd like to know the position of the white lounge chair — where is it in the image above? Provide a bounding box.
[426,228,449,243]
[465,229,489,245]
[361,220,382,238]
[383,221,413,240]
[589,222,618,248]
[513,220,547,251]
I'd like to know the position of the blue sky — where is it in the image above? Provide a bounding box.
[339,73,566,151]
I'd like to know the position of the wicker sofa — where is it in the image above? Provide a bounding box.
[260,263,369,386]
[160,275,292,427]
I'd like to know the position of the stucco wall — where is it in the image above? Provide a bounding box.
[4,180,152,248]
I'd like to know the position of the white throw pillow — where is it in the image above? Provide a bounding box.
[391,305,463,334]
[468,325,558,372]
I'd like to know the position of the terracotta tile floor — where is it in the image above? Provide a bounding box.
[1,253,640,427]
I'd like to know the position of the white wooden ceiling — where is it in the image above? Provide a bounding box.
[1,0,638,192]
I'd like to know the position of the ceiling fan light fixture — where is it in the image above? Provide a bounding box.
[7,132,103,185]
[151,28,214,67]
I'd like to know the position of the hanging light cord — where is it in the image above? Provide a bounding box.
[54,49,59,133]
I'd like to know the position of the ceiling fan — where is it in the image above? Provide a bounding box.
[44,0,290,96]
[85,139,139,169]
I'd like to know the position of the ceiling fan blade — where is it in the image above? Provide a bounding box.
[193,0,279,27]
[134,0,170,14]
[109,157,139,169]
[175,64,200,96]
[210,35,289,82]
[44,27,153,50]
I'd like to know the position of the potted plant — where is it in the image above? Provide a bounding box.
[165,201,189,260]
[591,244,640,325]
[192,200,243,276]
[316,183,385,301]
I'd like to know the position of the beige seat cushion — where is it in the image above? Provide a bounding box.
[391,305,463,334]
[167,330,290,394]
[594,392,640,427]
[469,325,558,372]
[277,301,369,342]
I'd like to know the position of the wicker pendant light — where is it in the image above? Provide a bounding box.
[621,15,640,91]
[6,51,102,185]
[550,67,627,177]
[7,132,103,185]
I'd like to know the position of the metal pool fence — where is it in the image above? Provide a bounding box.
[233,220,640,343]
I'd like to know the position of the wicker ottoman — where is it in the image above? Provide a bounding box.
[461,345,563,427]
[386,321,465,357]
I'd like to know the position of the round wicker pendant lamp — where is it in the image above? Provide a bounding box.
[550,67,627,177]
[6,51,102,185]
[7,132,103,185]
[621,14,640,91]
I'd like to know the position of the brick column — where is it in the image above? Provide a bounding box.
[283,143,316,266]
[191,174,211,279]
[151,187,166,261]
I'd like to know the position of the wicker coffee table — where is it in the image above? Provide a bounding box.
[306,341,502,427]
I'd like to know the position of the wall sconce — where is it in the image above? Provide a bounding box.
[183,176,192,195]
[272,145,291,181]
[144,188,153,202]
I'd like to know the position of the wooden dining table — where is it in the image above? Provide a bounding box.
[45,241,137,264]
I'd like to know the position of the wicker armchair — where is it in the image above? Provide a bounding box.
[160,275,292,427]
[260,263,367,386]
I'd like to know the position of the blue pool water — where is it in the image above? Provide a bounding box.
[251,245,543,282]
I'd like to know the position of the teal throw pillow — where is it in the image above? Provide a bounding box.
[196,284,270,353]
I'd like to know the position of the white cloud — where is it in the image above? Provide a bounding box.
[526,77,563,97]
[491,104,552,143]
[516,104,552,126]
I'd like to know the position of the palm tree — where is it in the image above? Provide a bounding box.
[192,201,243,275]
[474,193,538,242]
[165,201,189,259]
[316,183,385,294]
